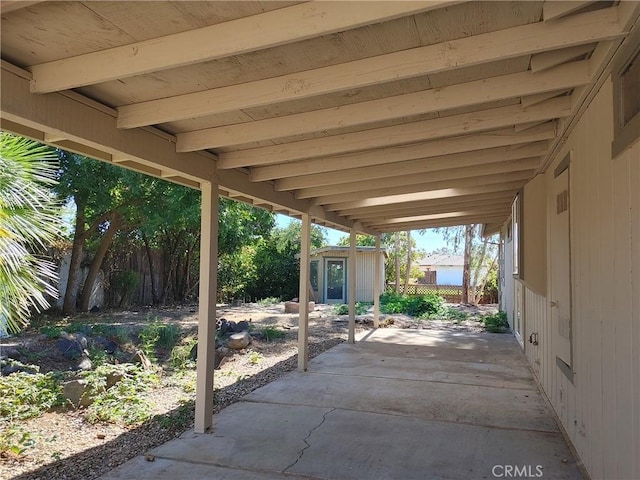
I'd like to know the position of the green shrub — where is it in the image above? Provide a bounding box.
[332,302,370,316]
[0,368,64,422]
[380,292,445,318]
[257,296,280,306]
[483,311,509,333]
[139,320,182,362]
[83,364,159,426]
[443,307,469,322]
[0,427,35,458]
[170,337,197,369]
[260,326,287,342]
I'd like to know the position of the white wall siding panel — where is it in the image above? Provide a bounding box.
[523,77,639,480]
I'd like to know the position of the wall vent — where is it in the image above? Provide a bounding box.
[556,189,569,214]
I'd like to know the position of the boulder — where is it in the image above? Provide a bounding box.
[284,301,315,314]
[93,336,118,354]
[214,347,229,369]
[234,320,250,332]
[77,357,93,371]
[64,379,95,408]
[56,338,83,359]
[226,331,252,350]
[106,371,124,389]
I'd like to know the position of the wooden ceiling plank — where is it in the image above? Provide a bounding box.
[530,44,594,72]
[346,198,515,220]
[514,120,551,133]
[219,97,571,168]
[543,1,596,22]
[362,207,511,226]
[315,170,533,207]
[0,1,42,14]
[250,124,556,181]
[296,157,540,199]
[325,181,525,211]
[521,89,568,108]
[340,191,516,216]
[30,1,451,94]
[276,141,547,191]
[119,6,622,129]
[367,214,510,232]
[177,61,589,150]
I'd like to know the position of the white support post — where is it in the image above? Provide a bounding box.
[348,229,357,343]
[297,213,311,371]
[194,181,219,433]
[374,235,381,329]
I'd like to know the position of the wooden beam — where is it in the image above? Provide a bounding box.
[219,97,571,168]
[276,142,548,191]
[340,191,516,216]
[30,1,451,94]
[544,1,596,22]
[521,90,568,108]
[0,1,42,14]
[530,44,594,72]
[177,61,589,150]
[298,157,539,199]
[348,199,514,220]
[368,214,510,232]
[363,208,511,227]
[320,176,530,209]
[250,124,556,181]
[119,6,623,129]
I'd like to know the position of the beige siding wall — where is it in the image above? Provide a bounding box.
[522,174,547,296]
[518,77,639,480]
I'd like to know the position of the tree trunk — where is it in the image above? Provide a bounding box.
[62,207,87,315]
[79,215,121,311]
[470,227,488,304]
[462,225,473,304]
[404,231,411,295]
[142,232,159,305]
[394,232,401,293]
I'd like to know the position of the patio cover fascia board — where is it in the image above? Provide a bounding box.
[0,63,368,235]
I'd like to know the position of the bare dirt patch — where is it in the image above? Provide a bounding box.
[1,302,497,480]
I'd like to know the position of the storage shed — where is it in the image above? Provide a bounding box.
[309,247,386,304]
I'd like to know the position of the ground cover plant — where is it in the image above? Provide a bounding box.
[379,292,446,318]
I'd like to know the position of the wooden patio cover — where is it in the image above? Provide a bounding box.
[2,0,639,432]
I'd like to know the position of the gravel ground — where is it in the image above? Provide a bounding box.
[1,302,497,480]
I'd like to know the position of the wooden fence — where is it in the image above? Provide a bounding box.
[386,283,497,304]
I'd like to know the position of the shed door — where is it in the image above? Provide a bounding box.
[325,259,345,304]
[551,164,572,368]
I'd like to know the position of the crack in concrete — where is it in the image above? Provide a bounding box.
[283,408,336,473]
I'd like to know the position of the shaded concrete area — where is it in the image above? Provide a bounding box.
[100,329,583,480]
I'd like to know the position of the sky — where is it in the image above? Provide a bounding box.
[275,214,448,254]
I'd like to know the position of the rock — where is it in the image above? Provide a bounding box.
[77,357,93,371]
[2,347,22,360]
[56,338,82,359]
[106,371,124,389]
[234,320,250,332]
[93,336,118,354]
[226,332,252,350]
[90,305,100,313]
[130,350,153,370]
[64,379,95,408]
[216,318,236,335]
[284,301,315,314]
[214,347,229,369]
[75,333,89,349]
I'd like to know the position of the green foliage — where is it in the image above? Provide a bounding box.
[259,326,287,342]
[39,324,64,339]
[169,337,197,370]
[257,296,280,306]
[0,368,64,422]
[139,320,181,362]
[337,234,376,246]
[332,302,370,315]
[247,350,263,365]
[83,364,159,426]
[0,427,35,458]
[112,270,139,307]
[0,133,61,333]
[380,292,445,318]
[443,307,469,321]
[483,311,509,333]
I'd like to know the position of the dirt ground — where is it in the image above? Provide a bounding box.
[0,302,497,480]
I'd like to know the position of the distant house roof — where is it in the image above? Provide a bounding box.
[419,254,464,267]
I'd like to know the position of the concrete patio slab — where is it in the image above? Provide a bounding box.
[100,329,584,480]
